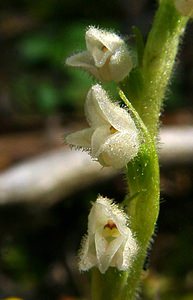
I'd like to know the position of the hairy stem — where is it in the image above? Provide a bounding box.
[121,0,188,137]
[91,1,189,299]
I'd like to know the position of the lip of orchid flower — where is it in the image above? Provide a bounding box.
[65,84,140,169]
[78,196,138,274]
[65,26,133,82]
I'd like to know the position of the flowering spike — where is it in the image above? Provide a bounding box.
[65,84,140,169]
[79,196,138,274]
[66,26,133,82]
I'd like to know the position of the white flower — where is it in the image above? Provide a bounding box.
[66,84,139,169]
[79,196,138,274]
[66,26,133,82]
[174,0,193,16]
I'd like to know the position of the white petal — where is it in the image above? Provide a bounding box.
[91,125,110,157]
[95,196,119,221]
[97,64,112,82]
[89,45,112,68]
[66,51,93,67]
[84,85,109,127]
[66,128,93,148]
[88,85,137,132]
[108,46,133,82]
[98,235,124,273]
[97,131,139,169]
[86,26,124,53]
[94,197,128,235]
[79,235,97,271]
[88,198,109,234]
[95,231,108,273]
[106,105,137,133]
[115,233,138,271]
[94,233,123,274]
[66,27,133,82]
[79,196,138,273]
[85,27,133,82]
[106,208,128,236]
[66,51,100,79]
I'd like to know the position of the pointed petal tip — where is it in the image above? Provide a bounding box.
[90,83,103,94]
[65,55,74,66]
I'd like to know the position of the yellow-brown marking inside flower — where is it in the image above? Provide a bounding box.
[102,45,108,52]
[104,219,117,229]
[103,220,119,238]
[110,125,117,134]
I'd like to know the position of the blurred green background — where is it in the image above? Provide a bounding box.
[0,0,193,299]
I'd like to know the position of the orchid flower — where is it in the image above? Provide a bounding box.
[66,26,133,82]
[66,84,140,169]
[79,196,138,274]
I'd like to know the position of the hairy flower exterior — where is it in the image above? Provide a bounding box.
[79,196,138,274]
[66,84,139,169]
[174,0,193,16]
[66,26,133,82]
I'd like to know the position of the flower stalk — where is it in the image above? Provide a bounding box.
[65,0,191,299]
[121,0,188,137]
[90,93,159,300]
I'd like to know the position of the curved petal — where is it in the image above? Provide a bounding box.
[114,233,138,271]
[85,27,132,82]
[86,26,124,53]
[66,51,100,78]
[99,236,124,273]
[66,128,93,148]
[97,63,112,82]
[91,125,110,157]
[95,231,108,273]
[66,51,93,67]
[79,235,96,271]
[88,85,137,132]
[97,131,139,169]
[89,45,112,68]
[79,196,138,273]
[107,209,128,236]
[121,234,138,269]
[109,46,133,82]
[88,198,109,234]
[106,105,137,133]
[85,85,109,127]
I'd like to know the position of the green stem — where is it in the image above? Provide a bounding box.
[121,0,188,137]
[121,91,160,299]
[91,268,128,300]
[124,143,159,299]
[91,93,160,300]
[90,1,189,299]
[91,133,159,300]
